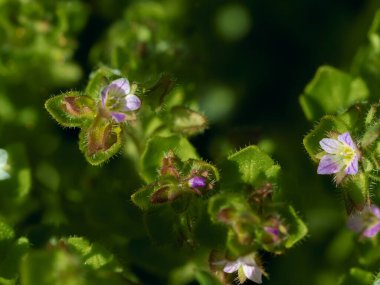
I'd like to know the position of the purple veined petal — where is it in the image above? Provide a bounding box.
[319,138,342,154]
[371,205,380,219]
[243,265,262,284]
[223,261,240,273]
[347,214,364,233]
[109,78,130,94]
[125,94,141,111]
[317,154,343,174]
[338,132,356,149]
[363,222,380,238]
[344,154,358,175]
[111,112,127,123]
[102,78,131,107]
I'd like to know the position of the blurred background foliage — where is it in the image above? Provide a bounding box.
[1,0,380,284]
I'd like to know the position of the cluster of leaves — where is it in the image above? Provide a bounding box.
[41,1,308,283]
[0,0,86,90]
[301,10,380,285]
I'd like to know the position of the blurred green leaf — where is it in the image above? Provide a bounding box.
[284,206,308,249]
[352,10,380,100]
[168,106,208,136]
[339,268,373,285]
[141,74,176,112]
[0,237,29,279]
[195,270,222,285]
[20,249,84,285]
[300,66,368,121]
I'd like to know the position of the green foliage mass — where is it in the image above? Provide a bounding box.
[1,0,380,284]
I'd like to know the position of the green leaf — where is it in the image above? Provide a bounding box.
[0,237,30,279]
[144,206,180,245]
[339,268,374,285]
[67,237,121,271]
[85,66,123,99]
[0,221,14,244]
[0,144,32,219]
[341,173,369,214]
[140,135,198,182]
[20,249,84,285]
[195,270,222,285]
[168,106,208,136]
[223,145,281,187]
[79,115,124,166]
[131,184,156,211]
[45,92,96,127]
[299,66,368,121]
[141,74,176,111]
[351,10,380,100]
[303,115,349,161]
[284,206,308,248]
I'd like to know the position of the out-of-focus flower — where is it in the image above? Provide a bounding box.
[188,176,206,189]
[0,149,10,180]
[101,78,141,123]
[347,205,380,238]
[223,253,263,284]
[317,132,359,176]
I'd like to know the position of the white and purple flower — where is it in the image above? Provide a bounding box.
[101,78,141,123]
[223,253,263,284]
[317,132,359,176]
[347,205,380,238]
[0,149,10,180]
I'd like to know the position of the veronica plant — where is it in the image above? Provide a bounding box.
[301,9,380,285]
[45,66,207,165]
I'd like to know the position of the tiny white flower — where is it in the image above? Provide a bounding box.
[0,149,10,180]
[223,253,263,284]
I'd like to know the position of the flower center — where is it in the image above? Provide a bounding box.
[339,144,356,162]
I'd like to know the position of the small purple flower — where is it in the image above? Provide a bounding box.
[317,132,359,176]
[347,205,380,238]
[101,78,141,123]
[223,253,263,284]
[188,176,206,189]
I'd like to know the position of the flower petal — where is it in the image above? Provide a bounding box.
[101,78,131,107]
[338,132,356,149]
[371,205,380,219]
[347,214,364,233]
[243,265,262,284]
[344,154,358,175]
[317,154,343,174]
[223,261,240,273]
[319,138,341,154]
[363,222,380,238]
[0,149,8,166]
[125,94,141,111]
[0,170,10,180]
[109,78,130,94]
[111,112,127,123]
